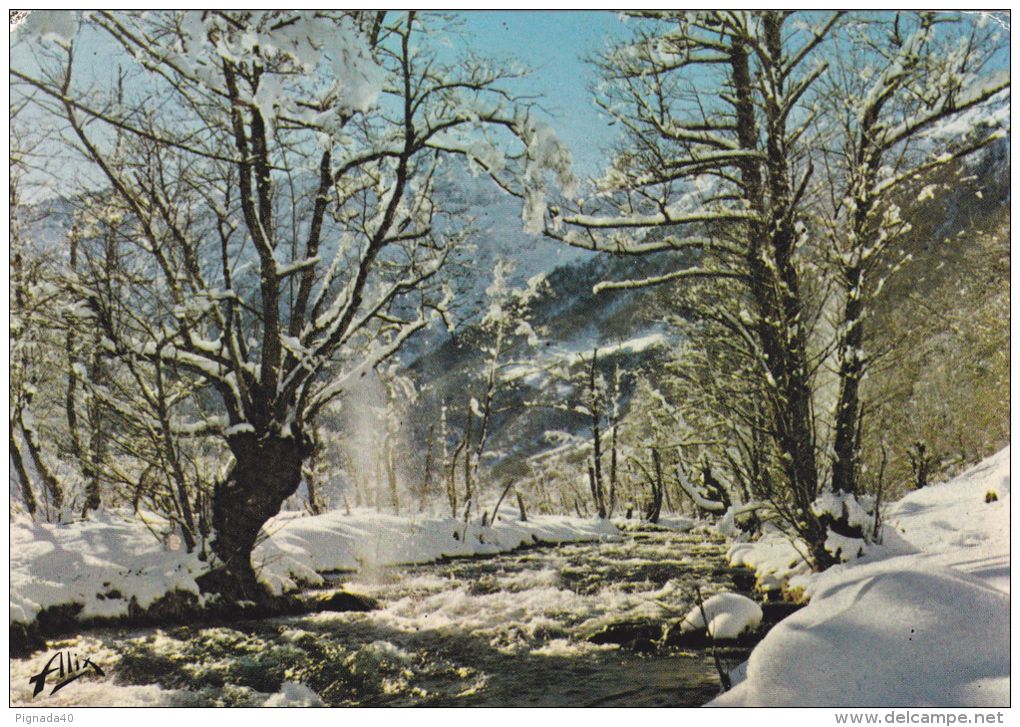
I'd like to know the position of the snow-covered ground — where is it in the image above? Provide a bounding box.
[10,508,618,630]
[11,449,1009,708]
[10,511,208,627]
[254,510,620,594]
[712,446,1010,707]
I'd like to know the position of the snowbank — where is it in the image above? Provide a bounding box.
[10,507,619,628]
[712,446,1010,707]
[654,514,698,531]
[10,511,206,627]
[612,514,697,532]
[262,681,324,707]
[255,509,620,594]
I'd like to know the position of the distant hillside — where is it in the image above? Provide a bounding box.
[403,140,1010,493]
[406,247,694,468]
[860,140,1010,491]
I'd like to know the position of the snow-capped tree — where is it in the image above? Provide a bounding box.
[464,261,547,512]
[543,11,1007,567]
[10,120,67,520]
[816,12,1009,504]
[12,10,572,597]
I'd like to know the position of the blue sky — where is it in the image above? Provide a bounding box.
[14,11,1006,187]
[450,11,629,179]
[11,10,630,183]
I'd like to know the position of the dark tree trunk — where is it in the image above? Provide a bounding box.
[646,448,664,524]
[200,432,308,600]
[304,468,324,515]
[19,410,63,513]
[463,406,473,517]
[11,429,37,516]
[385,436,399,513]
[516,492,527,522]
[733,15,822,557]
[587,349,606,517]
[807,517,837,571]
[832,269,864,498]
[588,463,606,519]
[447,438,463,517]
[303,429,325,515]
[908,441,932,490]
[81,386,106,518]
[701,464,731,512]
[608,423,618,517]
[421,424,435,512]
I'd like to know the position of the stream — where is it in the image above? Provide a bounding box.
[10,527,758,707]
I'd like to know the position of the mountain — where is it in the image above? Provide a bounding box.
[402,139,1011,489]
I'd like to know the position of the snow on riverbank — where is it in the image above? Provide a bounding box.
[712,446,1010,707]
[10,511,207,627]
[10,508,619,629]
[254,510,620,594]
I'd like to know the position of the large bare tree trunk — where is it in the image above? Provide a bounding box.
[200,431,309,600]
[303,429,325,515]
[733,16,824,562]
[831,281,864,499]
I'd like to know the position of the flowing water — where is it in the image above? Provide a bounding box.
[10,527,754,707]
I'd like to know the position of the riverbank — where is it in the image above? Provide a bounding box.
[712,446,1010,707]
[10,508,620,640]
[11,527,740,707]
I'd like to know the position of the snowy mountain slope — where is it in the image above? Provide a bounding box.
[712,446,1010,707]
[406,248,691,467]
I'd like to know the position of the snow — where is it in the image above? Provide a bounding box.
[10,511,206,627]
[8,632,325,707]
[14,10,79,46]
[679,592,762,640]
[255,509,620,595]
[712,446,1010,707]
[649,514,697,531]
[10,507,619,629]
[676,468,726,513]
[224,422,256,436]
[500,329,669,387]
[519,118,578,234]
[262,681,324,707]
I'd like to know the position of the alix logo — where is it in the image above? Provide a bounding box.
[28,651,105,698]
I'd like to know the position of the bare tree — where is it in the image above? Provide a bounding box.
[12,11,569,597]
[544,11,1007,567]
[10,111,66,520]
[819,13,1008,505]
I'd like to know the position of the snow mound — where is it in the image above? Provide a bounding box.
[263,681,324,707]
[713,446,1010,707]
[727,523,811,591]
[889,445,1009,591]
[712,565,1008,707]
[680,592,762,639]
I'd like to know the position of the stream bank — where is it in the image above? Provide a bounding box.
[12,526,796,707]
